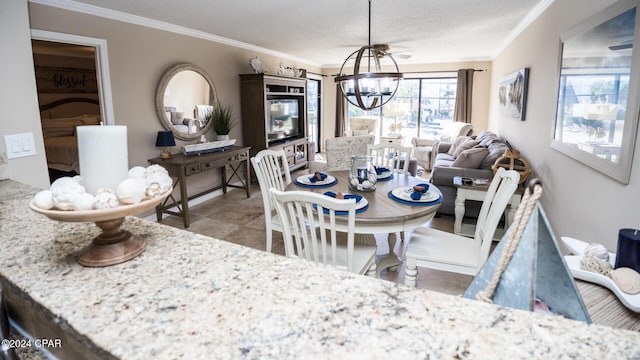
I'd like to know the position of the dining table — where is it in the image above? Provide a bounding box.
[287,170,442,276]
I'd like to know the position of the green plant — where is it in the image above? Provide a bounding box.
[208,101,236,135]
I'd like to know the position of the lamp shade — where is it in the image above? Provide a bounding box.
[155,131,176,147]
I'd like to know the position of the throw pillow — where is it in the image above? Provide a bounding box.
[447,136,471,156]
[453,139,480,158]
[452,147,489,168]
[171,111,184,125]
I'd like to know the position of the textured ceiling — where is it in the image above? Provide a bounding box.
[37,0,550,67]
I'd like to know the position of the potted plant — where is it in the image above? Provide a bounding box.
[208,101,236,140]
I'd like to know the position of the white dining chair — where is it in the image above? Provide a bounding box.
[368,142,414,245]
[270,188,377,276]
[367,142,413,175]
[403,167,520,286]
[250,149,291,253]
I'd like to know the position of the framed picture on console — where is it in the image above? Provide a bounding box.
[497,67,529,121]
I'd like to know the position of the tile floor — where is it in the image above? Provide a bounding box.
[158,170,474,296]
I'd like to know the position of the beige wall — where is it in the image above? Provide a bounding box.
[490,0,634,250]
[0,0,50,188]
[20,3,320,197]
[320,60,492,148]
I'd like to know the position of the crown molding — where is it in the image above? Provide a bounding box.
[492,0,555,58]
[28,0,322,68]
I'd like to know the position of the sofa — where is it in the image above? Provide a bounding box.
[411,121,473,171]
[429,131,511,216]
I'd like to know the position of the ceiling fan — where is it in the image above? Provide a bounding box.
[371,43,413,59]
[609,39,633,51]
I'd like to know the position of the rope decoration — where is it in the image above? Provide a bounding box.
[476,180,543,303]
[580,254,613,278]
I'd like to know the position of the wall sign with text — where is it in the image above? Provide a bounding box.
[34,66,98,94]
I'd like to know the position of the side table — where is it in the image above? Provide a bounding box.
[379,134,404,145]
[148,145,251,228]
[452,176,523,239]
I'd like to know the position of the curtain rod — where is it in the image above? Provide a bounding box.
[328,69,485,77]
[403,69,486,74]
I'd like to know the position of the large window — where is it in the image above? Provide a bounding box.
[346,75,457,143]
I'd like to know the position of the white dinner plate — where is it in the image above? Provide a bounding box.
[377,171,393,180]
[317,192,369,213]
[391,187,440,203]
[296,174,337,186]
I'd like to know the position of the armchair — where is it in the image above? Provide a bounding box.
[346,116,378,136]
[411,121,472,170]
[308,134,375,173]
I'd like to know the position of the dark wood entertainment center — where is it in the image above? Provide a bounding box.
[240,73,312,171]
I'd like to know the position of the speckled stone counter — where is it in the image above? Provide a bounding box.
[1,179,639,359]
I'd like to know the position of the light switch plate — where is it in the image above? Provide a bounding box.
[4,133,36,159]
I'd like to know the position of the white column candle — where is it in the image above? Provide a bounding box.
[77,125,129,194]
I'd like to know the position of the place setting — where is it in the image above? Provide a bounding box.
[294,171,338,188]
[317,191,369,214]
[388,183,442,206]
[375,166,393,181]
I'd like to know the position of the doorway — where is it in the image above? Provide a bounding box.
[306,76,322,153]
[30,30,114,183]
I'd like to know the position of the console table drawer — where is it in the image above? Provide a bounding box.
[202,158,228,170]
[185,164,202,175]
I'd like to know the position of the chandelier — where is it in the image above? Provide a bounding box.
[335,0,404,111]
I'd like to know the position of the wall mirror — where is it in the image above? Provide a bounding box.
[155,63,217,141]
[551,0,640,184]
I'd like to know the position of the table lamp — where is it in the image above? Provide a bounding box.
[155,130,176,159]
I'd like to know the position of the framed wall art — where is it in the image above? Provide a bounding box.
[498,68,529,121]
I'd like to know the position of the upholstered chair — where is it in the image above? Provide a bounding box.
[346,117,378,136]
[411,121,472,170]
[308,134,375,173]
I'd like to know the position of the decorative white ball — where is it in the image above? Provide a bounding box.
[145,172,172,198]
[73,193,95,211]
[33,190,54,210]
[584,243,609,262]
[145,164,168,177]
[50,177,87,210]
[116,178,146,204]
[128,166,147,179]
[94,189,120,209]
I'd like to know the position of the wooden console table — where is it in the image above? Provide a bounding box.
[148,146,250,228]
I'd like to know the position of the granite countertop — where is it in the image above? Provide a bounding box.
[1,179,639,359]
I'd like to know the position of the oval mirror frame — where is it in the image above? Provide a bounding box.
[155,63,217,141]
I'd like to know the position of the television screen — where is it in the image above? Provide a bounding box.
[267,99,301,143]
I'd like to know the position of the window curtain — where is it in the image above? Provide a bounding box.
[335,83,346,137]
[453,69,475,123]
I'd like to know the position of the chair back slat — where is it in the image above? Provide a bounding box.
[250,149,292,253]
[367,143,413,175]
[271,189,358,272]
[475,167,520,264]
